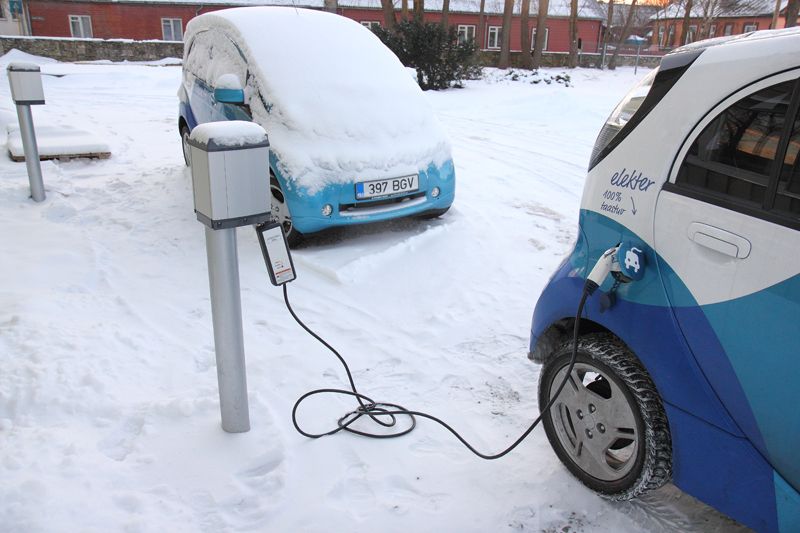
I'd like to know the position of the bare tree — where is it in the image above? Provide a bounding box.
[498,0,515,68]
[402,0,409,20]
[680,0,694,44]
[414,0,424,20]
[787,0,800,26]
[608,0,638,69]
[442,0,451,28]
[478,0,487,50]
[381,0,397,28]
[604,0,615,51]
[568,0,579,67]
[520,0,533,68]
[531,0,549,69]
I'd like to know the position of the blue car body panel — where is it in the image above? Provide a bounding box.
[530,209,800,533]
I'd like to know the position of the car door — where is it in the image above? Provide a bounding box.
[653,73,800,492]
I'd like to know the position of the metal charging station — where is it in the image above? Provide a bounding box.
[7,62,46,202]
[188,121,271,433]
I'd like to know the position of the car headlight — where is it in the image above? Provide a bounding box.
[589,68,658,169]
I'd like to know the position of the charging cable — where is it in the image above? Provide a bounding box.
[276,243,621,460]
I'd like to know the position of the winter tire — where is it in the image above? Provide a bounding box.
[180,125,191,167]
[270,175,304,248]
[539,333,671,500]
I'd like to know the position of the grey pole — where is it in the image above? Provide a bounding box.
[205,225,250,433]
[15,104,45,202]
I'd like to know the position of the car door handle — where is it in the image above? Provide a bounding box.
[687,222,751,259]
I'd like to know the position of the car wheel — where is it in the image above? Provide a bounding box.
[539,333,671,500]
[416,206,450,220]
[270,175,304,248]
[180,125,191,167]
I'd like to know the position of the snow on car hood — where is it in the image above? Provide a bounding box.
[185,7,452,194]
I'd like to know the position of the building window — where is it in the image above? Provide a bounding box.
[457,24,475,44]
[667,24,675,46]
[743,23,758,33]
[658,26,665,47]
[708,24,716,38]
[487,26,502,49]
[0,2,5,19]
[686,25,697,43]
[723,23,734,36]
[162,18,183,41]
[360,21,381,30]
[531,27,549,50]
[69,15,92,38]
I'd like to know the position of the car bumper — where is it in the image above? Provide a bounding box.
[283,159,456,235]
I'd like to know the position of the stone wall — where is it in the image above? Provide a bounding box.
[0,36,183,62]
[479,50,663,70]
[1,36,662,70]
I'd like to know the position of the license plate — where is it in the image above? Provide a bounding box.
[355,174,419,200]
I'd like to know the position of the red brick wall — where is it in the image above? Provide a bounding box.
[651,15,779,48]
[341,7,604,53]
[28,1,603,53]
[28,1,227,40]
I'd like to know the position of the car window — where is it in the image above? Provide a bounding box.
[185,29,248,89]
[774,115,800,219]
[676,80,796,209]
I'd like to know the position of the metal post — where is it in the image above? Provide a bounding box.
[634,45,641,75]
[15,104,45,202]
[204,225,250,433]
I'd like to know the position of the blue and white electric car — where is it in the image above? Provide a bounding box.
[530,30,800,532]
[178,7,455,246]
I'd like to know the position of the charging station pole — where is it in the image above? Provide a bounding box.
[7,63,46,202]
[187,121,272,433]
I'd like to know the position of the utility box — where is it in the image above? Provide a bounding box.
[188,121,271,229]
[7,63,45,105]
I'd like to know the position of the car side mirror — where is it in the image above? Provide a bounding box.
[213,74,245,105]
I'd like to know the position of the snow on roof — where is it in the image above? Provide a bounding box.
[108,0,605,18]
[340,0,606,18]
[184,6,451,193]
[650,0,787,20]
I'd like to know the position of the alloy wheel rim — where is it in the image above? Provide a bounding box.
[549,362,639,481]
[270,182,293,235]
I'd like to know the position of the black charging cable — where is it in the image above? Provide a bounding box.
[282,282,592,460]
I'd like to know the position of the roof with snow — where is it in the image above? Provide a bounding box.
[102,0,606,19]
[651,0,788,20]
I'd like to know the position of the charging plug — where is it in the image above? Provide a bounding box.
[586,246,620,294]
[256,222,296,286]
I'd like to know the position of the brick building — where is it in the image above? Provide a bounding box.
[650,0,788,49]
[24,0,608,53]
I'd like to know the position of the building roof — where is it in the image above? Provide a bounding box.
[651,0,788,21]
[89,0,606,19]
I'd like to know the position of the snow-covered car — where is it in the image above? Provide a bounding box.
[178,7,455,246]
[529,30,800,532]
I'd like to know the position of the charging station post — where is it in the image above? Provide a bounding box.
[188,121,272,433]
[7,62,46,202]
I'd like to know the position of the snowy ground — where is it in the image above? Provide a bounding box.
[0,51,748,532]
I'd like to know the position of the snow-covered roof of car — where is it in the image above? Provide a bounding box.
[185,7,451,193]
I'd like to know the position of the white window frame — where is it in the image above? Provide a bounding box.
[0,2,6,20]
[708,24,716,38]
[531,27,549,50]
[723,23,734,36]
[360,21,381,30]
[69,15,92,38]
[161,18,183,41]
[457,24,476,44]
[687,24,697,43]
[743,23,757,33]
[658,26,665,47]
[487,26,502,49]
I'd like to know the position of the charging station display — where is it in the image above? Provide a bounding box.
[257,222,296,286]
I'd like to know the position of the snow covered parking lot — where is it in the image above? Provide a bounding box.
[0,51,747,532]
